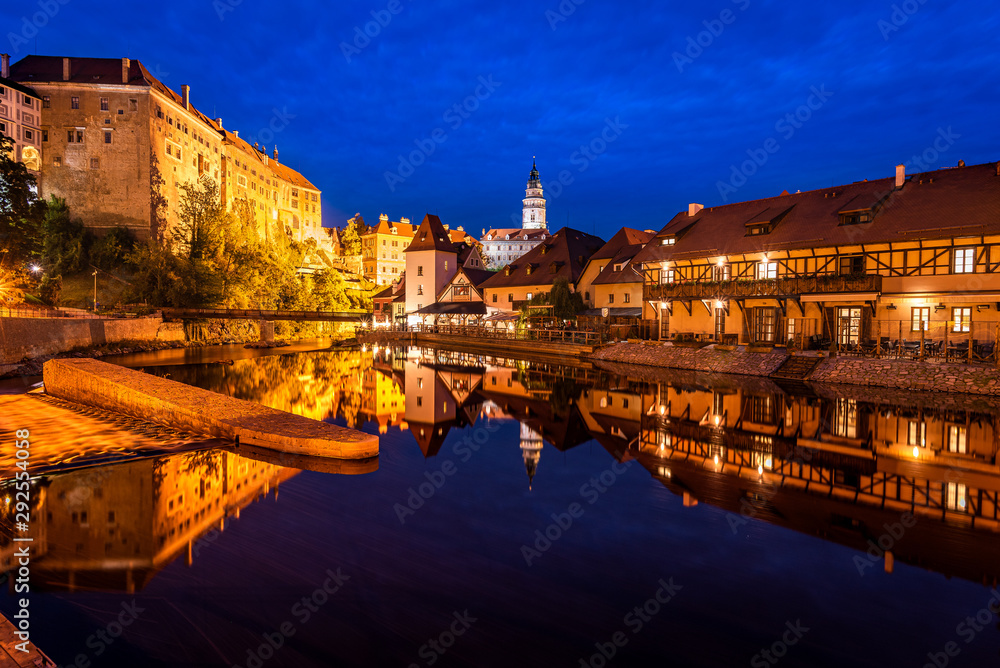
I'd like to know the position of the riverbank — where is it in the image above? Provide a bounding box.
[590,341,1000,397]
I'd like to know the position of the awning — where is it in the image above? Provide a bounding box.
[414,302,487,316]
[800,292,879,303]
[484,311,520,323]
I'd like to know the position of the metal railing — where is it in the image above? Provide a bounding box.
[0,306,155,320]
[409,323,604,346]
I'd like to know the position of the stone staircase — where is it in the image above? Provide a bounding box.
[770,355,824,381]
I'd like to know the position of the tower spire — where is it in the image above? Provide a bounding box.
[523,157,546,231]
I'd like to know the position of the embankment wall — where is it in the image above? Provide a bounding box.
[0,316,184,365]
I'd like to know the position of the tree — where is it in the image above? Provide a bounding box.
[340,216,363,256]
[41,197,92,276]
[0,133,46,264]
[526,277,584,319]
[171,176,228,261]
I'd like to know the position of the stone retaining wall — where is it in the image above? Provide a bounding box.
[590,342,789,377]
[810,356,1000,396]
[0,316,180,365]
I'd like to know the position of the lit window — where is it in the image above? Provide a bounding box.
[910,307,929,332]
[907,421,926,447]
[954,248,975,274]
[952,307,971,333]
[757,262,778,280]
[70,96,79,109]
[947,425,967,454]
[946,482,968,512]
[100,97,109,111]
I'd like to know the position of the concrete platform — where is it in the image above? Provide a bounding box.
[42,358,378,460]
[0,613,55,667]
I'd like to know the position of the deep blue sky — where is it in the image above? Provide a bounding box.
[3,0,998,240]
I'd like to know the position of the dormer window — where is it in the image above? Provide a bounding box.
[540,245,548,255]
[614,263,625,271]
[746,223,771,236]
[661,237,676,246]
[839,209,872,225]
[391,227,397,234]
[505,266,512,276]
[526,265,533,275]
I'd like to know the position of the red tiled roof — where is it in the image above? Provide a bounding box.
[480,227,606,289]
[634,161,1000,265]
[482,228,548,241]
[405,215,459,253]
[589,228,655,262]
[366,220,417,237]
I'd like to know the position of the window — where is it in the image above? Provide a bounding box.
[0,121,5,134]
[417,285,423,295]
[70,96,79,109]
[837,307,862,346]
[660,268,675,284]
[661,238,675,246]
[608,293,615,304]
[526,292,533,300]
[750,307,777,343]
[757,262,778,280]
[910,307,929,332]
[104,131,112,144]
[100,97,109,111]
[946,482,968,512]
[839,210,872,225]
[90,157,99,169]
[839,255,864,275]
[952,307,971,333]
[53,156,61,166]
[237,174,247,188]
[713,264,731,281]
[42,96,50,108]
[623,293,631,304]
[23,130,32,141]
[42,130,48,142]
[954,248,975,274]
[417,266,423,276]
[129,98,137,111]
[907,421,926,447]
[492,293,497,303]
[444,261,448,271]
[67,130,84,143]
[508,293,513,303]
[947,425,967,454]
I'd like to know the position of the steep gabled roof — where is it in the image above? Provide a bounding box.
[405,215,459,253]
[589,228,656,261]
[481,228,548,242]
[634,161,1000,265]
[480,227,606,289]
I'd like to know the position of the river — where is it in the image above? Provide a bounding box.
[1,344,999,667]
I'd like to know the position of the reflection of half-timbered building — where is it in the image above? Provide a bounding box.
[634,161,1000,350]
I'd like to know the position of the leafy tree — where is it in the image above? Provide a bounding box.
[41,196,92,276]
[0,133,46,264]
[171,176,228,261]
[340,217,363,256]
[90,226,137,271]
[525,277,584,319]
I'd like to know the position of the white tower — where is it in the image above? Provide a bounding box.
[522,158,547,230]
[520,422,544,489]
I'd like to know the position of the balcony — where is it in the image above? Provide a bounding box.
[644,273,883,302]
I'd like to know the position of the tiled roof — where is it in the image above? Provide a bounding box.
[589,228,656,261]
[458,267,495,287]
[480,227,606,289]
[634,161,1000,265]
[481,228,548,241]
[221,129,318,191]
[0,75,39,99]
[591,253,644,286]
[405,215,459,253]
[366,220,417,237]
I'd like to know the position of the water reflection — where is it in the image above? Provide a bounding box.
[338,346,1000,586]
[1,449,296,593]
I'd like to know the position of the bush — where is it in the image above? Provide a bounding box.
[91,227,137,271]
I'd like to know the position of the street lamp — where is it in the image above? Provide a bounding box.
[92,270,98,312]
[29,265,41,274]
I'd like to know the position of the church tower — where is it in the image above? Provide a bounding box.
[522,159,547,230]
[520,423,544,489]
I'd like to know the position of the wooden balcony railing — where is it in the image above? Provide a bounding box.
[644,273,883,302]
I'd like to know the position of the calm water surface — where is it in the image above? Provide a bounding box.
[2,345,1000,667]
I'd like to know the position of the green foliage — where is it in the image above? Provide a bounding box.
[0,133,46,264]
[525,277,584,319]
[90,226,137,271]
[40,196,92,276]
[340,217,363,256]
[38,273,62,306]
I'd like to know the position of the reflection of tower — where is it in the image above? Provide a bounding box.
[520,422,544,489]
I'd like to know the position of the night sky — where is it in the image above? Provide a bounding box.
[3,0,998,240]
